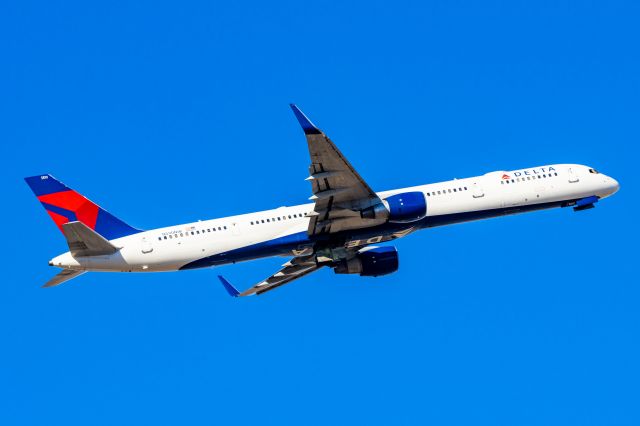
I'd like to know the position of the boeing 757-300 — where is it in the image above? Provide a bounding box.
[25,105,620,296]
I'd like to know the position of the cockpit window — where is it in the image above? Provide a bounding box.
[588,168,600,174]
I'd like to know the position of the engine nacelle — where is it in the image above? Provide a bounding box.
[360,192,427,224]
[385,192,427,223]
[334,246,399,277]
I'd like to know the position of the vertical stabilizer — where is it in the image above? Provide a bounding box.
[25,174,142,240]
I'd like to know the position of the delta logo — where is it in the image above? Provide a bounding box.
[502,166,556,181]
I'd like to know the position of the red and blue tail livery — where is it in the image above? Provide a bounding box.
[24,174,141,240]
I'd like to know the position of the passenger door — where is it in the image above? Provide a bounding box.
[472,182,484,198]
[141,236,153,254]
[568,167,579,183]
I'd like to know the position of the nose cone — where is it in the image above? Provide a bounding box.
[602,176,620,198]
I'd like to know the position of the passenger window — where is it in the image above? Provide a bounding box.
[453,188,457,192]
[224,226,227,230]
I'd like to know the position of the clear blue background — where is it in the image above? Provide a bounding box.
[2,1,639,424]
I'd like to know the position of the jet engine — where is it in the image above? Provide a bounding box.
[334,246,399,277]
[360,191,427,224]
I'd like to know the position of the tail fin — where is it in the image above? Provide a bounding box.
[24,174,142,240]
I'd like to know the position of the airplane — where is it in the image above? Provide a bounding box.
[25,104,620,296]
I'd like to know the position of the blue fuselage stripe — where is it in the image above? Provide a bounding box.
[179,200,570,270]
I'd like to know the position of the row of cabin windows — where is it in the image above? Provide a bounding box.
[158,226,227,241]
[250,212,312,226]
[501,173,558,185]
[426,186,468,197]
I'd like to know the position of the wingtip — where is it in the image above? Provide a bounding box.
[218,275,240,297]
[289,104,321,135]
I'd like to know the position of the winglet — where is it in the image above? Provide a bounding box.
[218,275,240,297]
[289,104,321,135]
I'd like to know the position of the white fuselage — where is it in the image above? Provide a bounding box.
[50,164,619,273]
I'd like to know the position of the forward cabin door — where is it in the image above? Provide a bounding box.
[568,167,579,183]
[472,182,484,198]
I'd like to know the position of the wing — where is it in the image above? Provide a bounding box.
[43,269,86,288]
[290,104,388,235]
[218,255,324,297]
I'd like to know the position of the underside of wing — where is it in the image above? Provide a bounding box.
[218,255,324,297]
[290,105,389,235]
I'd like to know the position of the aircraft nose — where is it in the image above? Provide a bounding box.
[609,177,620,193]
[603,176,620,196]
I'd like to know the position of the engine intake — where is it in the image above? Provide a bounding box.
[334,246,399,277]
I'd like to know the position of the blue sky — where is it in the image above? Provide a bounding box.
[2,1,639,424]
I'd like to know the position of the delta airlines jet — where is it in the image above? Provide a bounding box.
[25,105,620,296]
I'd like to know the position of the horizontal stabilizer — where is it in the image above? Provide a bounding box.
[44,269,86,288]
[62,221,118,257]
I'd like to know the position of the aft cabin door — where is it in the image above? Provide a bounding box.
[141,237,153,254]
